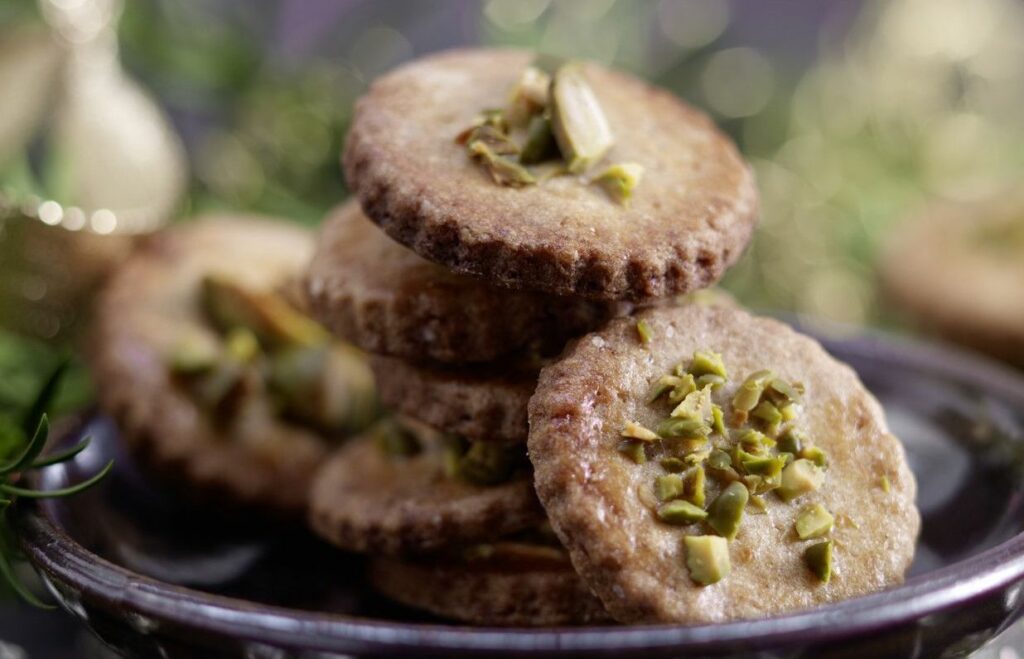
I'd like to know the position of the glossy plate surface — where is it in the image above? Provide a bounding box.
[13,326,1024,658]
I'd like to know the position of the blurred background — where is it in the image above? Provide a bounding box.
[1,0,1023,656]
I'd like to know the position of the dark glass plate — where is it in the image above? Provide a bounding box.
[12,326,1024,658]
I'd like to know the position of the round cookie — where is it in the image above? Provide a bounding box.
[306,201,620,363]
[882,194,1024,367]
[369,541,610,626]
[91,218,354,515]
[309,420,544,555]
[370,354,537,444]
[528,304,919,624]
[343,48,759,302]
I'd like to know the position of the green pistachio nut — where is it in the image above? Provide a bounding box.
[550,63,614,173]
[707,481,749,540]
[801,445,828,468]
[683,465,706,507]
[169,336,220,375]
[657,499,708,525]
[660,457,687,473]
[795,504,834,540]
[689,350,728,379]
[519,114,559,164]
[468,140,536,187]
[593,162,644,206]
[201,275,330,350]
[655,473,685,501]
[751,401,783,435]
[685,535,731,585]
[657,416,710,440]
[804,540,833,583]
[617,439,647,464]
[711,404,727,436]
[732,369,774,414]
[456,440,518,486]
[777,428,804,456]
[777,459,825,502]
[635,318,654,345]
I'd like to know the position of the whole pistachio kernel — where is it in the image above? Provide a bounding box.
[683,465,706,507]
[657,499,708,525]
[804,540,834,584]
[468,140,536,187]
[618,439,647,464]
[549,63,614,174]
[777,459,825,502]
[689,350,728,379]
[707,481,749,540]
[621,420,659,442]
[593,162,644,206]
[655,473,685,501]
[636,318,654,345]
[660,457,687,473]
[795,504,834,540]
[685,535,731,586]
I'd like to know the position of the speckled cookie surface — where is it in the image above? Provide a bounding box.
[344,48,759,301]
[370,354,537,444]
[308,426,543,555]
[91,218,327,515]
[528,304,919,623]
[883,195,1024,367]
[369,542,610,626]
[306,201,620,362]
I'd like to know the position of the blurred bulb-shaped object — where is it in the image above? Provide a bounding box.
[0,0,187,341]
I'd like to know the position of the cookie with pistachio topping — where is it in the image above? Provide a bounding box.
[528,303,919,623]
[369,540,610,626]
[343,48,758,302]
[369,353,538,444]
[882,192,1024,367]
[91,217,378,515]
[306,201,621,363]
[308,417,544,555]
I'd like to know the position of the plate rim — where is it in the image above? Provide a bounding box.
[14,326,1024,655]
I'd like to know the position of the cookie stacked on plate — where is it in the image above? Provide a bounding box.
[300,48,776,625]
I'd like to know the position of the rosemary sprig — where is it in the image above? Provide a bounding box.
[0,358,114,608]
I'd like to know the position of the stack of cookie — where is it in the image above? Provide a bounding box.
[303,48,919,626]
[299,48,754,624]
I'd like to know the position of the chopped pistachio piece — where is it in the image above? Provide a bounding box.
[469,140,536,187]
[202,275,330,349]
[549,64,614,173]
[657,499,707,525]
[711,404,727,436]
[690,350,728,379]
[795,504,834,540]
[465,124,520,155]
[742,455,786,479]
[804,540,833,584]
[696,374,727,390]
[767,378,801,405]
[732,369,774,416]
[671,387,712,423]
[683,465,706,507]
[621,420,658,442]
[748,494,768,514]
[617,439,647,464]
[777,459,825,502]
[655,473,685,501]
[506,66,551,127]
[373,419,421,457]
[169,338,219,375]
[707,449,732,471]
[777,428,804,456]
[648,374,684,403]
[751,401,783,435]
[635,319,653,345]
[737,428,770,454]
[780,403,799,421]
[801,445,828,468]
[456,440,518,486]
[593,162,644,206]
[666,373,698,404]
[658,416,710,440]
[660,457,687,473]
[225,327,260,363]
[707,481,748,540]
[685,535,731,585]
[880,474,891,493]
[519,114,559,164]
